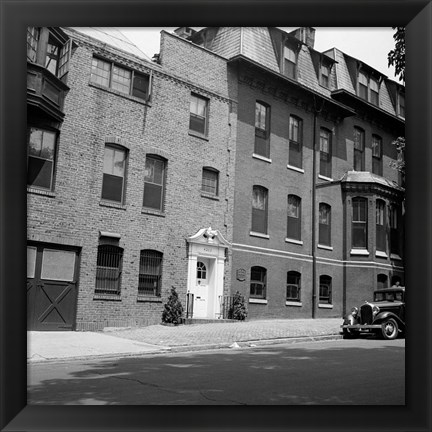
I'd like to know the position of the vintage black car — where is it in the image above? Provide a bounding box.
[341,287,405,340]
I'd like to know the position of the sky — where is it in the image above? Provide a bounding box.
[118,27,399,82]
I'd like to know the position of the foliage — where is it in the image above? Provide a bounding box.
[389,136,405,176]
[162,287,184,325]
[388,27,405,83]
[228,291,248,321]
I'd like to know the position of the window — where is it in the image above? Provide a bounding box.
[197,261,207,280]
[319,203,331,246]
[370,78,379,105]
[358,72,368,100]
[189,93,208,135]
[390,205,400,255]
[319,275,332,304]
[287,195,301,241]
[250,266,266,299]
[353,127,365,171]
[372,135,383,176]
[143,156,166,211]
[358,71,379,105]
[252,186,268,234]
[319,128,332,178]
[255,101,270,158]
[202,168,219,196]
[398,93,405,118]
[90,57,150,101]
[376,200,386,252]
[139,250,162,296]
[286,271,301,302]
[284,46,297,79]
[102,145,127,204]
[377,274,388,289]
[288,115,302,168]
[320,63,330,88]
[352,197,368,249]
[95,245,123,296]
[27,27,40,62]
[27,127,57,191]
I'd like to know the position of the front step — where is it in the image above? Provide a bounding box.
[184,318,238,325]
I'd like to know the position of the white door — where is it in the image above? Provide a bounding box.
[193,259,210,318]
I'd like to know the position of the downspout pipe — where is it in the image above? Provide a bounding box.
[312,97,324,319]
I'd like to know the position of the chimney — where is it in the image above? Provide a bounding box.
[173,27,196,39]
[291,27,316,48]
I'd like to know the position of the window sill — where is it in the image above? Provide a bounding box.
[390,253,402,261]
[201,193,220,201]
[250,231,270,239]
[141,208,166,217]
[285,238,303,245]
[287,164,304,174]
[318,174,333,182]
[249,298,268,304]
[27,186,56,198]
[318,244,333,251]
[93,294,122,301]
[286,301,302,307]
[319,304,333,309]
[189,130,209,141]
[89,82,150,106]
[252,153,272,163]
[375,251,388,258]
[137,295,162,303]
[350,249,370,256]
[100,200,127,210]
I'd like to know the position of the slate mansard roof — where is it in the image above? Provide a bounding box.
[187,27,404,120]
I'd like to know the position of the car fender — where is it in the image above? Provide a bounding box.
[373,311,405,327]
[343,314,359,326]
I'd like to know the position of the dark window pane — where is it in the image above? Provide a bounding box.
[132,73,149,99]
[102,173,123,202]
[254,134,269,158]
[28,158,53,189]
[289,141,302,168]
[143,183,163,210]
[189,114,206,134]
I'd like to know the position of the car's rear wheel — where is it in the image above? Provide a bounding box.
[381,318,399,340]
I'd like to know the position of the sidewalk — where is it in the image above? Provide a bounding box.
[28,318,342,363]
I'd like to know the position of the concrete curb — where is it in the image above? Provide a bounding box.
[27,334,342,364]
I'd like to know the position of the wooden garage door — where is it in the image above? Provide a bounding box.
[27,243,80,331]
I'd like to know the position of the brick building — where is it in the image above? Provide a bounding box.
[26,26,405,330]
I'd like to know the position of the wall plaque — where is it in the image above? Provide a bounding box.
[236,268,246,281]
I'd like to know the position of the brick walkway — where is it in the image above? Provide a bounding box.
[106,318,342,348]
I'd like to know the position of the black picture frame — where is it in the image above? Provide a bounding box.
[1,1,431,431]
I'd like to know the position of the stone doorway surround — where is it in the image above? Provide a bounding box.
[186,227,230,319]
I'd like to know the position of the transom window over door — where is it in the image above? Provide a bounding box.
[352,197,368,249]
[189,93,208,135]
[102,145,127,203]
[287,195,301,241]
[255,101,270,158]
[27,127,57,191]
[288,115,302,168]
[143,156,166,211]
[252,186,268,234]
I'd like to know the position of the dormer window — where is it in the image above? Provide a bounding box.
[320,63,330,88]
[358,70,380,106]
[284,46,297,79]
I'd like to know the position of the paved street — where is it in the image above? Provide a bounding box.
[28,338,405,405]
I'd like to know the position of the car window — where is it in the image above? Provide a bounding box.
[395,292,403,301]
[374,293,384,301]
